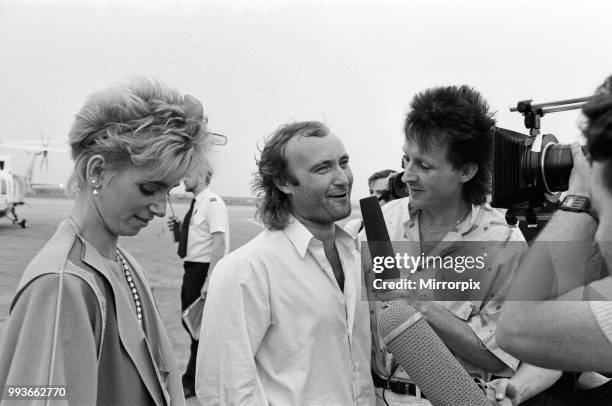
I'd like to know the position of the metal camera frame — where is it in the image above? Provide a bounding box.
[510,96,591,137]
[503,96,591,238]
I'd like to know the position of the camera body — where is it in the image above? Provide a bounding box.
[386,171,409,200]
[490,127,576,210]
[490,126,588,241]
[490,96,591,239]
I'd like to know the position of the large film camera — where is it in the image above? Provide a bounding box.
[492,96,590,240]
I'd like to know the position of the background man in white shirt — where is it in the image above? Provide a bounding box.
[195,121,375,405]
[170,166,229,398]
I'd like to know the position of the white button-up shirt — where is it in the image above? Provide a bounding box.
[196,217,375,406]
[184,188,229,263]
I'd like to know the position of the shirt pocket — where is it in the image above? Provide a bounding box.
[191,209,206,226]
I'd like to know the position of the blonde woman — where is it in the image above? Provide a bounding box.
[0,78,211,405]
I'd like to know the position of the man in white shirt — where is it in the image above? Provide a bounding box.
[195,121,375,405]
[171,166,229,398]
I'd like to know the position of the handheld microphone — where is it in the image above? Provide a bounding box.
[377,303,489,406]
[359,196,400,280]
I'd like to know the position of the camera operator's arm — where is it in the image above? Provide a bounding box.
[498,296,612,371]
[498,143,612,371]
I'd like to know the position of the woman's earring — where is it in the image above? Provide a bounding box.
[91,178,99,196]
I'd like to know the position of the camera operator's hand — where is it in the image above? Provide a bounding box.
[567,141,592,197]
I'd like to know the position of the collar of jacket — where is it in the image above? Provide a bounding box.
[12,218,185,406]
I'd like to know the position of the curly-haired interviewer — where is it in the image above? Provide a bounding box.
[0,78,210,406]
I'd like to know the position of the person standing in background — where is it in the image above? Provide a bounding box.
[169,167,229,399]
[344,169,398,237]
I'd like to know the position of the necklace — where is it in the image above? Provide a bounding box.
[116,250,143,327]
[422,209,470,234]
[66,218,143,325]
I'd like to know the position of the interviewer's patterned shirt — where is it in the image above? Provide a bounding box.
[363,197,527,382]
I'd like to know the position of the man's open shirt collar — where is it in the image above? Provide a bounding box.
[283,215,358,258]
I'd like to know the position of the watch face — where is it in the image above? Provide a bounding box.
[565,195,578,207]
[563,195,589,211]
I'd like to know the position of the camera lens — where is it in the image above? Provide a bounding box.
[542,143,573,192]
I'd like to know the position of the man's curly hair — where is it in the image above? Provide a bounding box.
[252,121,329,230]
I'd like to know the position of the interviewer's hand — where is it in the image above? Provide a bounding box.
[486,378,520,406]
[567,142,592,197]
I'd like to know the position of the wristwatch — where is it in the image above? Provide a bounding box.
[559,194,591,214]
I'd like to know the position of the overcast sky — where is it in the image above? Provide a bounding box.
[1,0,611,199]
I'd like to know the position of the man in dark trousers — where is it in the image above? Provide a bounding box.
[170,166,229,398]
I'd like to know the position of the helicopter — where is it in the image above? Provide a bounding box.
[0,138,66,228]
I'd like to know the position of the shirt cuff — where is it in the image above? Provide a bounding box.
[467,311,519,372]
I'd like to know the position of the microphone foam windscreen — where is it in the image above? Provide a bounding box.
[377,303,489,406]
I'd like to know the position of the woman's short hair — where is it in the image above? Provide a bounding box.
[404,85,495,205]
[69,77,210,188]
[253,121,329,230]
